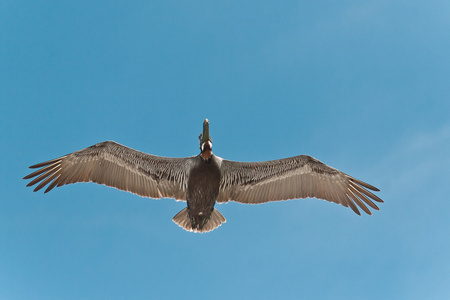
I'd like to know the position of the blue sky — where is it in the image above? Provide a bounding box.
[1,1,450,299]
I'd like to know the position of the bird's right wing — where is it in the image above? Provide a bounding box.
[24,141,194,201]
[217,155,383,215]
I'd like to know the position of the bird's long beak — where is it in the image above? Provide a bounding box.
[201,119,212,144]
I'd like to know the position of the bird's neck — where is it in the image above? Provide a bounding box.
[201,149,212,160]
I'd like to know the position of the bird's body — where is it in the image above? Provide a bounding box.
[184,154,222,230]
[24,119,383,233]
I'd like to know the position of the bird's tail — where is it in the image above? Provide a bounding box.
[172,208,226,233]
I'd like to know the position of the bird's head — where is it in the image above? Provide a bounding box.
[199,119,212,160]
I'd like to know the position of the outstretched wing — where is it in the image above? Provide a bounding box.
[24,141,193,200]
[217,155,383,215]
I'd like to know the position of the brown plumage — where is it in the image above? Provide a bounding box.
[24,119,383,233]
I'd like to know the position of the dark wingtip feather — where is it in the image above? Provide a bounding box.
[349,177,380,191]
[24,163,59,180]
[44,176,60,193]
[358,208,371,215]
[33,185,43,192]
[29,161,52,169]
[28,157,63,169]
[346,199,361,215]
[347,190,371,215]
[25,158,63,192]
[351,183,384,203]
[348,185,380,211]
[24,168,46,179]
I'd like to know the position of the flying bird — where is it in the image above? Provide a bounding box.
[24,119,383,233]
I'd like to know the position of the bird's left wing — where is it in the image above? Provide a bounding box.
[24,141,193,201]
[217,155,383,215]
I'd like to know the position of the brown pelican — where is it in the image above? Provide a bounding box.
[24,119,383,233]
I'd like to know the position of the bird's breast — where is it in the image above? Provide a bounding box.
[186,157,221,215]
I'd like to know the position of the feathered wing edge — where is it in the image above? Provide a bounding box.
[217,155,383,215]
[23,141,191,201]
